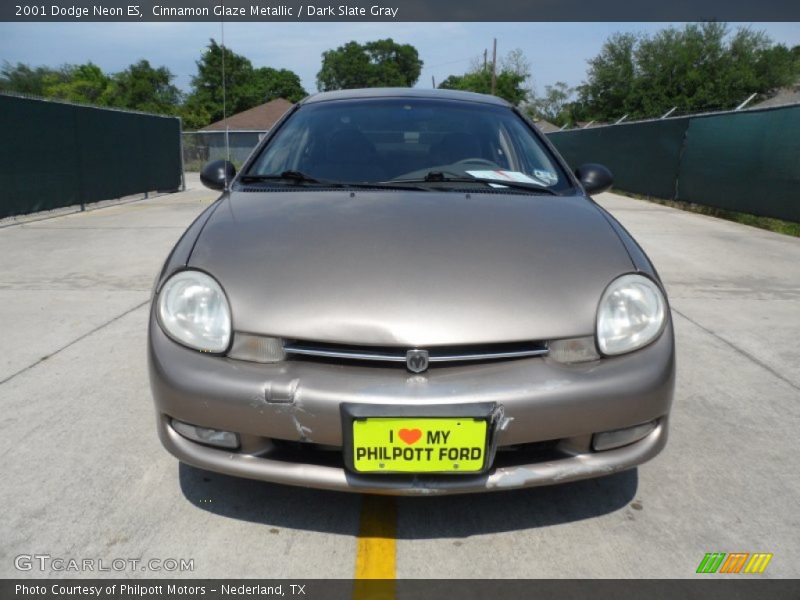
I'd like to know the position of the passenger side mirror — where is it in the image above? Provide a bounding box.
[575,163,613,196]
[200,160,236,191]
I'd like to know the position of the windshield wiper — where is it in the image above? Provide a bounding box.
[239,170,323,184]
[238,171,428,191]
[389,171,559,195]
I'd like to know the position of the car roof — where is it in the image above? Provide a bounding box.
[300,87,511,107]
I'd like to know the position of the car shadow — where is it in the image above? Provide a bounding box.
[394,469,638,539]
[179,463,638,539]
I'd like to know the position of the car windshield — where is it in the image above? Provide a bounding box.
[245,98,570,191]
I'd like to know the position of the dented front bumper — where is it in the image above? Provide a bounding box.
[148,313,675,495]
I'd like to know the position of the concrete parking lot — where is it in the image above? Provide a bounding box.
[1,175,798,579]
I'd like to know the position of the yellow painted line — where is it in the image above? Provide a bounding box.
[353,494,396,600]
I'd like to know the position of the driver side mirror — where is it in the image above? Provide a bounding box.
[200,160,236,191]
[575,163,613,196]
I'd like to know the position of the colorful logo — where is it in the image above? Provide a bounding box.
[696,552,773,574]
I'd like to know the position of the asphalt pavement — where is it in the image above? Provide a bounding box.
[1,174,798,579]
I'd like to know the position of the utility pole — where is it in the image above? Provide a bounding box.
[432,75,436,89]
[491,38,497,96]
[483,49,488,71]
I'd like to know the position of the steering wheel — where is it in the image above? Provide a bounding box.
[451,158,501,168]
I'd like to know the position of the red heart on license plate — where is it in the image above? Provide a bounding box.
[398,428,422,445]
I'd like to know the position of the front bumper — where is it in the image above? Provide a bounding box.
[149,314,675,495]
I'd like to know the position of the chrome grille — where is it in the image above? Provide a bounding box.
[282,340,548,366]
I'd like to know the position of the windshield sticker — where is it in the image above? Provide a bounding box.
[466,170,550,185]
[534,169,559,185]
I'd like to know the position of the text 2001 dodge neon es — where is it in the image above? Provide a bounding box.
[148,88,675,495]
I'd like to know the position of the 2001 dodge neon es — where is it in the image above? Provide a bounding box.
[148,88,675,495]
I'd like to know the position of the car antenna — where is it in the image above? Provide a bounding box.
[220,18,231,191]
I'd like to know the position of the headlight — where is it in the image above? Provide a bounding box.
[157,270,231,352]
[596,274,666,355]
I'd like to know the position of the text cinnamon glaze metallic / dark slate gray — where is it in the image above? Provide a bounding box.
[148,88,675,495]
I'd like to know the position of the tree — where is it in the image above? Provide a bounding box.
[316,39,423,91]
[2,43,306,129]
[42,63,112,105]
[439,70,528,105]
[185,39,307,126]
[438,49,532,106]
[185,39,258,124]
[105,59,183,114]
[0,59,184,116]
[574,32,638,121]
[526,82,573,125]
[252,67,307,103]
[574,24,800,121]
[502,48,532,79]
[0,61,67,96]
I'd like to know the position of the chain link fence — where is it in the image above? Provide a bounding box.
[182,131,265,171]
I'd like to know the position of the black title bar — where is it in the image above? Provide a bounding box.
[4,579,800,600]
[3,0,800,22]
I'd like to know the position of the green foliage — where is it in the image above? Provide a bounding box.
[316,38,423,91]
[1,40,307,129]
[44,63,112,105]
[525,81,573,125]
[574,24,800,121]
[184,39,307,125]
[0,59,181,115]
[105,60,183,114]
[184,39,260,123]
[574,32,637,122]
[252,67,307,103]
[439,70,528,105]
[0,61,67,95]
[177,104,211,131]
[438,50,531,106]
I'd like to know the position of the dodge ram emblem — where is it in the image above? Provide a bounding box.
[406,349,429,373]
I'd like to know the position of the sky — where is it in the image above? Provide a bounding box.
[1,22,799,96]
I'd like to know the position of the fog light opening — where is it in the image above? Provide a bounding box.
[171,419,240,449]
[592,421,657,452]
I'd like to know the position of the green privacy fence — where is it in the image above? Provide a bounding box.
[0,94,182,219]
[547,104,800,222]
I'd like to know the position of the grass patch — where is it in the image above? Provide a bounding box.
[615,192,800,237]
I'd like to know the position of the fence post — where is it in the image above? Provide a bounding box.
[735,93,757,111]
[179,117,187,192]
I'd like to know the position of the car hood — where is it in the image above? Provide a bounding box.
[189,190,634,346]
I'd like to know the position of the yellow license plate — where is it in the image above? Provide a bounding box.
[352,417,488,473]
